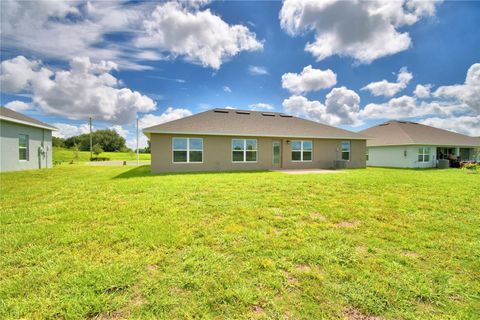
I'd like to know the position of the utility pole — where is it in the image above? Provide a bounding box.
[89,117,93,160]
[136,116,139,165]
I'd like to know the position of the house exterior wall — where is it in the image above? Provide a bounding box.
[150,133,366,173]
[0,120,53,172]
[367,145,437,168]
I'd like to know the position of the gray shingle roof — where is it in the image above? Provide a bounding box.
[0,107,56,130]
[143,108,367,140]
[360,120,480,147]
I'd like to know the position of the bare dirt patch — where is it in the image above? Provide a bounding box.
[336,220,361,228]
[344,307,382,320]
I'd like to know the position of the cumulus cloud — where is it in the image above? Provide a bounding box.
[421,115,480,137]
[282,65,337,94]
[433,63,480,114]
[139,107,193,129]
[0,56,156,124]
[52,122,91,139]
[111,125,129,139]
[282,86,360,126]
[248,103,274,111]
[361,67,413,97]
[135,1,262,69]
[223,86,232,93]
[279,0,441,63]
[414,84,432,98]
[4,100,32,112]
[1,1,261,70]
[248,65,269,76]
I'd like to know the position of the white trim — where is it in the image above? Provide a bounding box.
[0,116,56,131]
[18,134,29,161]
[172,137,204,164]
[367,143,480,148]
[291,140,313,162]
[143,129,366,141]
[231,138,258,163]
[417,146,431,163]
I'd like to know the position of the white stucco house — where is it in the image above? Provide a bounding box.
[360,120,480,168]
[0,107,57,172]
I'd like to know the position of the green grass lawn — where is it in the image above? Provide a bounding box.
[53,147,151,162]
[0,166,479,319]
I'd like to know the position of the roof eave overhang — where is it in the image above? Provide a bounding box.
[367,143,480,148]
[142,129,367,140]
[0,116,57,131]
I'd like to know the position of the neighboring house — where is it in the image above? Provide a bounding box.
[0,107,56,172]
[143,108,367,173]
[360,120,480,168]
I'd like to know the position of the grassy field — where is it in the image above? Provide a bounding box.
[53,147,151,162]
[0,166,479,319]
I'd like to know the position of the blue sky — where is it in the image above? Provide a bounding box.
[1,0,479,148]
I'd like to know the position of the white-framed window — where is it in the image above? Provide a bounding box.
[19,134,29,161]
[341,141,351,161]
[172,137,203,163]
[366,149,369,161]
[418,146,430,162]
[291,140,312,162]
[232,139,257,162]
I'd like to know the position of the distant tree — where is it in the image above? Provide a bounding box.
[72,144,80,162]
[92,143,103,156]
[140,140,151,153]
[52,136,65,148]
[64,129,126,152]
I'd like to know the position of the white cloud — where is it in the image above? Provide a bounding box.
[414,84,432,98]
[279,0,441,63]
[360,95,467,120]
[134,2,263,69]
[282,86,360,126]
[248,103,274,111]
[281,65,337,94]
[223,86,232,93]
[4,100,32,112]
[1,1,260,70]
[433,63,480,114]
[361,67,413,97]
[52,122,91,139]
[248,65,269,76]
[0,56,156,124]
[111,125,129,139]
[421,115,480,137]
[139,107,193,129]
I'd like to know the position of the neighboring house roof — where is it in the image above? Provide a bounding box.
[143,108,367,140]
[0,107,57,131]
[360,120,480,147]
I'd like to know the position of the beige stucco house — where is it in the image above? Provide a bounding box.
[360,120,480,168]
[143,108,367,173]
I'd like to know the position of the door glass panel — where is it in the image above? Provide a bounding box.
[273,143,280,164]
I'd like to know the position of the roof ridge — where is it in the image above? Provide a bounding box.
[392,121,416,144]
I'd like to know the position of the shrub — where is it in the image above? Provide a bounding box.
[90,157,110,162]
[463,163,479,173]
[92,143,103,156]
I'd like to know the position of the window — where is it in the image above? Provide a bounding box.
[232,139,257,162]
[418,147,430,162]
[366,149,369,161]
[341,141,350,161]
[172,138,203,163]
[18,134,29,161]
[291,140,312,162]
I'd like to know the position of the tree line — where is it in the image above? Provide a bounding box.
[53,129,150,153]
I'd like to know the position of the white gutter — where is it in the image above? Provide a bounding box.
[0,115,57,131]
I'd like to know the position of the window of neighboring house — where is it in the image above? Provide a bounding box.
[172,137,203,163]
[19,134,29,161]
[232,139,257,162]
[418,146,431,162]
[341,141,350,161]
[291,140,312,162]
[366,149,369,161]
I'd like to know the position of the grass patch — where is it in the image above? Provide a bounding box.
[53,147,151,163]
[0,166,479,319]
